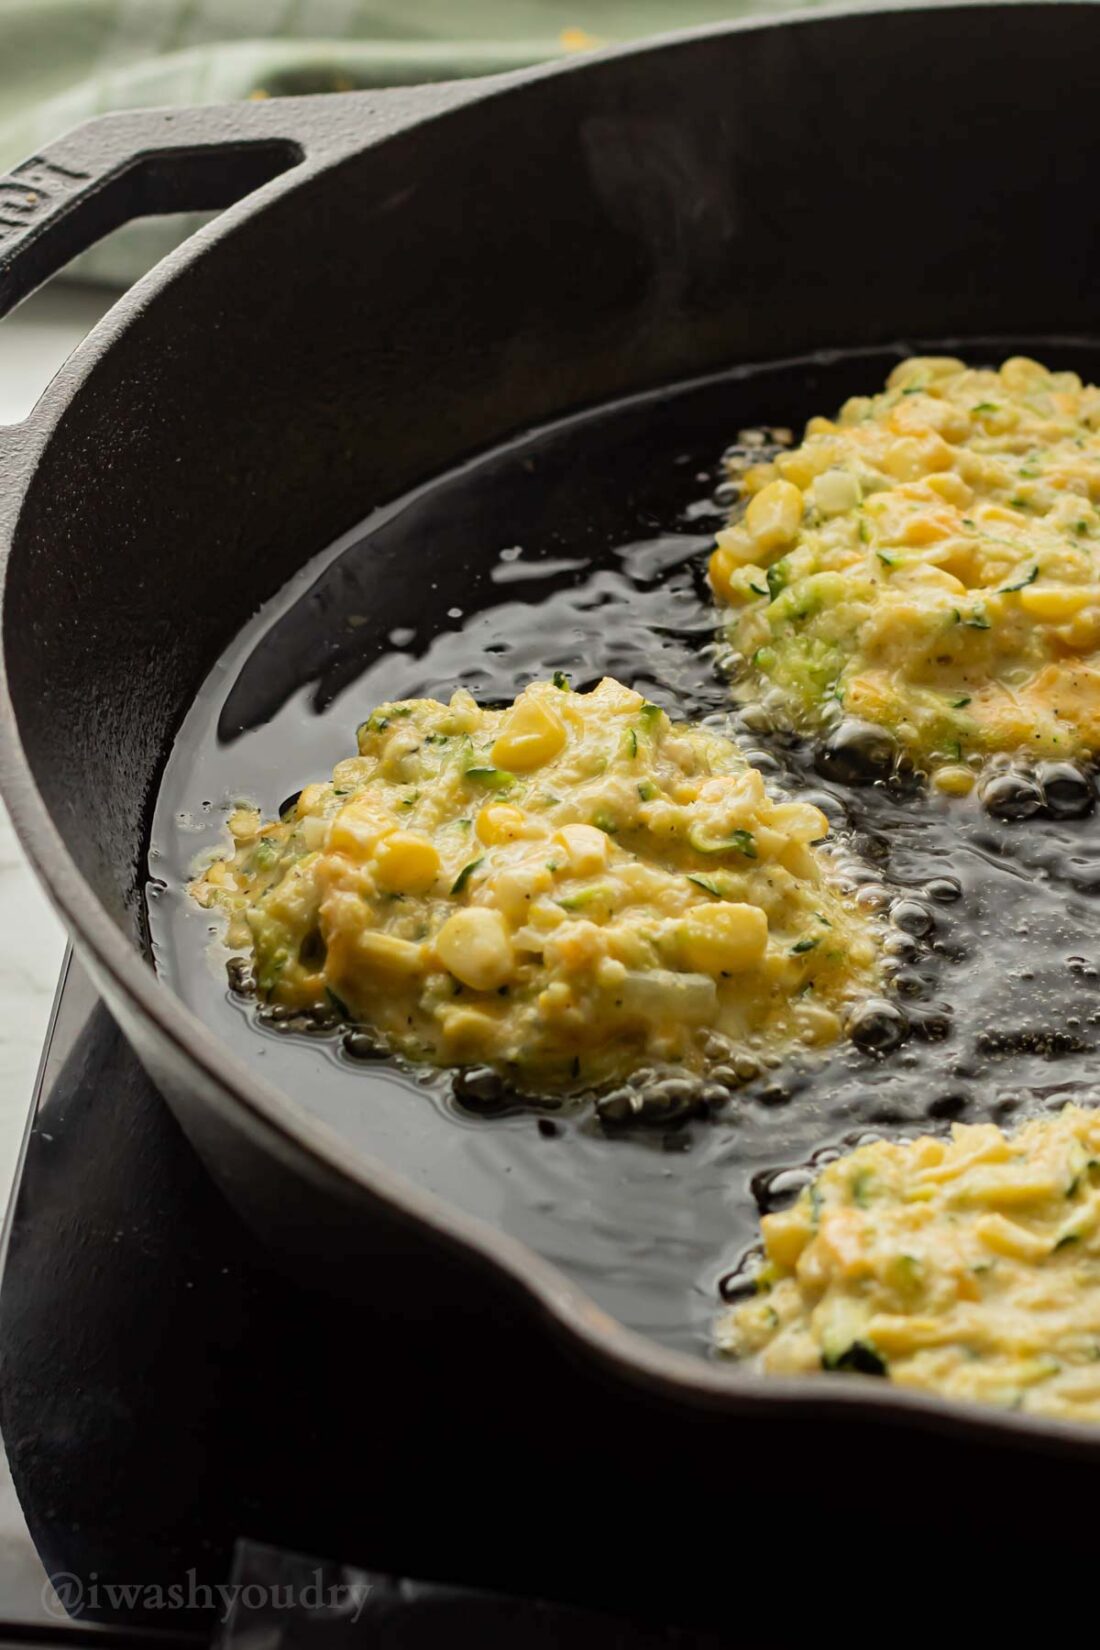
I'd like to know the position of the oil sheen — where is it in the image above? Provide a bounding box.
[148,343,1100,1359]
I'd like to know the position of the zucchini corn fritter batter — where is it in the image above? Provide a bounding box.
[720,1107,1100,1423]
[192,676,879,1087]
[710,356,1100,787]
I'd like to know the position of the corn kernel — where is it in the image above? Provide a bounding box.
[1019,585,1099,622]
[712,525,757,564]
[476,804,527,845]
[925,471,972,507]
[769,801,829,842]
[1000,356,1049,393]
[886,356,964,391]
[761,1207,813,1269]
[446,688,481,733]
[974,502,1026,526]
[741,461,777,493]
[228,806,261,840]
[708,546,741,603]
[490,697,566,771]
[890,397,970,442]
[900,511,953,546]
[811,468,861,516]
[975,1213,1051,1264]
[434,906,514,991]
[779,841,817,880]
[679,901,768,976]
[896,564,967,595]
[297,783,328,816]
[744,479,803,554]
[354,930,425,978]
[490,864,553,924]
[932,764,976,796]
[1063,607,1100,651]
[775,446,834,489]
[332,756,371,791]
[709,547,767,605]
[796,1003,842,1045]
[372,831,440,893]
[537,980,579,1027]
[555,822,609,875]
[328,805,394,862]
[881,435,955,481]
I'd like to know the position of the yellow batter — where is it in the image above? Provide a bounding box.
[711,356,1100,790]
[720,1106,1100,1423]
[193,676,879,1088]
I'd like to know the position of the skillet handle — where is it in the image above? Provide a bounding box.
[0,105,310,320]
[0,81,483,321]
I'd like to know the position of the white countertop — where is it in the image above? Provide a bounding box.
[0,282,116,1191]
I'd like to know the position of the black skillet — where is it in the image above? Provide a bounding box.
[2,6,1100,1587]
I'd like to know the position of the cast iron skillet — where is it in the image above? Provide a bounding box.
[2,0,1100,1478]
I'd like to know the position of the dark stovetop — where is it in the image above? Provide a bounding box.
[0,950,315,1636]
[0,953,510,1641]
[0,955,743,1647]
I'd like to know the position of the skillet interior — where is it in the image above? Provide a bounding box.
[7,2,1100,1447]
[149,339,1100,1360]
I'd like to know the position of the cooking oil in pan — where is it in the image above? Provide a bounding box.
[148,341,1100,1357]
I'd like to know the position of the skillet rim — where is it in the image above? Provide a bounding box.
[3,0,1100,1457]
